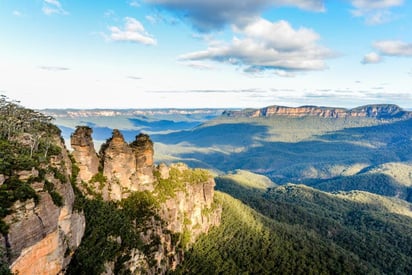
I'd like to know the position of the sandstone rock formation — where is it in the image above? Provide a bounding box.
[130,133,155,186]
[70,128,221,274]
[1,136,85,275]
[223,104,412,119]
[158,163,221,243]
[71,128,156,200]
[70,126,99,182]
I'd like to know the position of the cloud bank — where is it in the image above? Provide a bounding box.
[145,0,325,31]
[179,18,333,75]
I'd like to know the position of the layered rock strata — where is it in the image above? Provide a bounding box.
[1,136,85,275]
[223,104,412,119]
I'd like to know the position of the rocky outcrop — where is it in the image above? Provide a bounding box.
[100,129,143,200]
[223,104,412,119]
[103,162,221,274]
[1,136,85,275]
[70,126,99,182]
[72,129,156,201]
[158,163,221,243]
[70,128,221,274]
[131,133,155,186]
[348,105,410,119]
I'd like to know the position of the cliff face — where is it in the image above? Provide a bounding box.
[223,104,412,119]
[157,163,221,243]
[1,136,85,275]
[70,127,221,274]
[70,126,99,182]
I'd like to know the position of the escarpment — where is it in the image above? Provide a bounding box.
[69,127,221,274]
[223,104,412,119]
[1,131,85,275]
[1,120,221,274]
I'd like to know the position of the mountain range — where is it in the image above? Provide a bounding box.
[1,100,411,274]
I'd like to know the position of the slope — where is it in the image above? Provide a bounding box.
[175,172,412,274]
[152,114,412,184]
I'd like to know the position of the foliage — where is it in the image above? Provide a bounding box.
[43,181,64,207]
[48,166,67,184]
[309,173,412,202]
[0,96,64,235]
[89,172,107,190]
[0,247,12,275]
[218,169,276,190]
[174,192,375,274]
[0,176,39,234]
[120,191,159,222]
[191,175,412,274]
[154,166,211,202]
[150,115,412,185]
[67,191,162,274]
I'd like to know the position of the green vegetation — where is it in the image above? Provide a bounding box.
[217,169,276,190]
[174,192,376,274]
[0,96,65,234]
[89,172,107,190]
[43,181,63,207]
[187,173,412,274]
[309,172,412,202]
[154,165,211,202]
[0,247,11,275]
[0,175,40,233]
[67,191,168,274]
[3,102,412,274]
[152,115,412,186]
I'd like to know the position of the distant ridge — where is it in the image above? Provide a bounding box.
[42,108,226,118]
[222,104,412,119]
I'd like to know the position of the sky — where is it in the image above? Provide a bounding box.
[1,0,411,109]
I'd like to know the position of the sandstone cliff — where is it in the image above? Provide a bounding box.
[223,104,412,119]
[69,127,221,274]
[70,126,99,182]
[156,163,221,243]
[1,134,85,275]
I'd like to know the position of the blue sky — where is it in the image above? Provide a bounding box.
[1,0,411,109]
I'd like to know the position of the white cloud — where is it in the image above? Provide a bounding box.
[145,0,325,31]
[129,0,141,7]
[351,0,403,9]
[44,0,62,7]
[42,0,68,15]
[109,17,157,46]
[373,40,412,56]
[361,52,382,64]
[179,18,333,75]
[350,0,403,24]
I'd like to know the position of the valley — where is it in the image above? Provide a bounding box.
[1,101,411,274]
[48,104,412,193]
